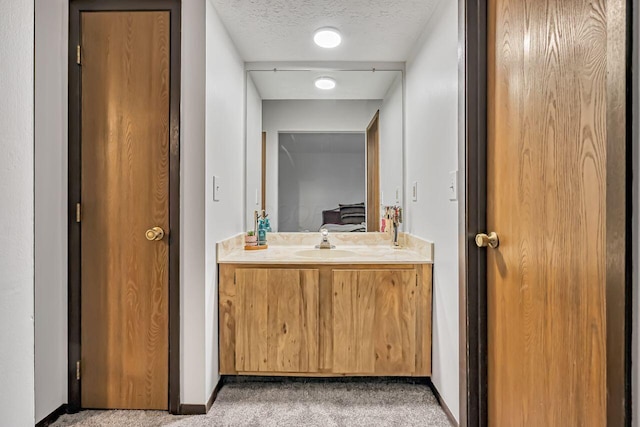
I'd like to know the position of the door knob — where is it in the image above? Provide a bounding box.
[145,226,165,241]
[475,231,499,248]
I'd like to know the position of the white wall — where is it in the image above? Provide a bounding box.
[0,0,35,425]
[181,0,208,405]
[35,0,69,421]
[246,76,263,228]
[205,0,245,400]
[379,74,404,207]
[278,133,366,232]
[262,100,382,231]
[405,0,460,421]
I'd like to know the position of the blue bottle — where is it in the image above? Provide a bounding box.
[258,218,267,246]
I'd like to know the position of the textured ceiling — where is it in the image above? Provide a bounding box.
[250,70,401,100]
[209,0,441,62]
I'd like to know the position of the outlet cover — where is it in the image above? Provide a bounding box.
[448,171,458,201]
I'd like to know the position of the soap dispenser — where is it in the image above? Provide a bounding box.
[257,210,267,246]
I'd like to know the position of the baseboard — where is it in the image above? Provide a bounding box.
[206,377,224,412]
[36,404,68,427]
[178,403,207,415]
[179,377,224,415]
[428,381,459,427]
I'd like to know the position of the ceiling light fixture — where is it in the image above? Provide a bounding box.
[313,27,342,48]
[315,77,336,90]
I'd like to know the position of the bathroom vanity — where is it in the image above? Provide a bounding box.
[218,233,433,377]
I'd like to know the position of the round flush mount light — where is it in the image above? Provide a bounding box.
[315,77,336,90]
[313,27,342,48]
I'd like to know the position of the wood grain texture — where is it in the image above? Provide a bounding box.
[487,0,608,424]
[318,266,334,372]
[415,264,432,376]
[219,264,432,377]
[235,269,320,373]
[366,111,380,232]
[235,269,269,372]
[332,269,417,375]
[219,265,236,374]
[80,11,170,410]
[604,0,628,424]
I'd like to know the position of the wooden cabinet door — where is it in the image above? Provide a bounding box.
[332,269,417,375]
[235,268,319,373]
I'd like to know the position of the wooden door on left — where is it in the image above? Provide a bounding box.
[80,11,170,410]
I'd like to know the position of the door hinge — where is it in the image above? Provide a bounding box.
[234,272,236,285]
[76,360,81,380]
[76,45,81,65]
[76,203,82,223]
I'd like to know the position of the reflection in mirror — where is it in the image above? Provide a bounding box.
[245,70,403,232]
[279,132,365,232]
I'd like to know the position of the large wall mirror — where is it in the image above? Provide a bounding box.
[245,69,403,232]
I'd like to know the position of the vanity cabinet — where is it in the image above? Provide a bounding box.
[219,264,432,377]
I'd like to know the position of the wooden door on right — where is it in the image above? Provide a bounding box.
[487,0,627,425]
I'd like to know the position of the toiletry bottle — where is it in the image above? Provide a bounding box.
[258,217,267,246]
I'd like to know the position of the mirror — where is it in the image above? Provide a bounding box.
[245,69,403,232]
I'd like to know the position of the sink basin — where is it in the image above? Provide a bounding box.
[294,249,356,259]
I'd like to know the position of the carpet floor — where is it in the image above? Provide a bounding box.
[52,380,452,427]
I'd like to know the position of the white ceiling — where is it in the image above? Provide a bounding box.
[250,70,401,100]
[209,0,441,62]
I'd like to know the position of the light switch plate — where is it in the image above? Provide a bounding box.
[412,181,418,201]
[213,176,221,201]
[448,171,458,201]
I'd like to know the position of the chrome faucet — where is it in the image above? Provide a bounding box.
[315,228,335,249]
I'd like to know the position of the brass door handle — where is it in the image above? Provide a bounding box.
[145,226,165,241]
[475,231,499,248]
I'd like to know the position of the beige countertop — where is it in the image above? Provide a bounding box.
[217,232,433,265]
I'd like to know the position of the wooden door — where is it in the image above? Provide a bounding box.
[235,269,320,373]
[487,0,626,425]
[80,11,170,410]
[332,269,417,374]
[366,111,380,231]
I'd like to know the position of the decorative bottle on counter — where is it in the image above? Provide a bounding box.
[258,218,267,246]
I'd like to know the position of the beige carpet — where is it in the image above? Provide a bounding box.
[52,380,453,427]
